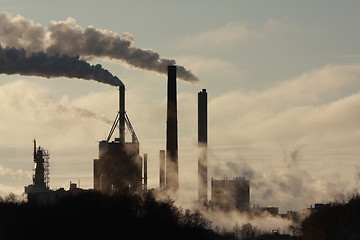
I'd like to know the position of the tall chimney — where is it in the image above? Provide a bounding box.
[198,89,208,204]
[119,86,125,143]
[166,65,179,198]
[143,154,148,190]
[159,150,166,188]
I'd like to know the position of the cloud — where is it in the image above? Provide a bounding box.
[206,63,360,210]
[174,55,244,87]
[0,165,31,180]
[209,64,360,144]
[178,19,286,49]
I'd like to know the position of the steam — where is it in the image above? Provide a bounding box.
[55,104,112,124]
[203,209,294,234]
[211,145,360,213]
[0,12,199,82]
[0,45,123,87]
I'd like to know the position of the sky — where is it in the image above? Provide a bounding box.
[1,0,360,213]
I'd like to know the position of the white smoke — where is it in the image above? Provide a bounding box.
[204,209,295,234]
[0,12,199,82]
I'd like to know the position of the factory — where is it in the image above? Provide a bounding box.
[92,65,180,197]
[91,65,251,210]
[24,65,252,213]
[93,85,144,193]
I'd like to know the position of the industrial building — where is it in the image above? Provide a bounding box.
[93,85,144,193]
[94,140,142,192]
[211,177,250,211]
[93,66,181,195]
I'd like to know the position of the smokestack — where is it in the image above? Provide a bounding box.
[198,89,208,204]
[165,65,179,198]
[119,86,125,143]
[159,150,166,189]
[143,154,148,190]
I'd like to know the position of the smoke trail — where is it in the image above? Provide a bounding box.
[0,45,123,87]
[0,12,199,82]
[56,104,113,124]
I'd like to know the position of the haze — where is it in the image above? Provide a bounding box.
[0,0,360,213]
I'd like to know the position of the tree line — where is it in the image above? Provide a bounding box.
[0,191,359,240]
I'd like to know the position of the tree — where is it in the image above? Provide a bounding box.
[240,223,257,240]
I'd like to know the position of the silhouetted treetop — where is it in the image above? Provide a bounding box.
[0,190,219,240]
[301,196,360,240]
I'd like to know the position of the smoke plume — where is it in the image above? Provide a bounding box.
[0,12,199,82]
[0,45,123,87]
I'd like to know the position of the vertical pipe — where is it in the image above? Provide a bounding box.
[144,154,148,190]
[166,65,179,198]
[198,89,208,204]
[33,139,36,160]
[159,150,166,188]
[119,86,125,143]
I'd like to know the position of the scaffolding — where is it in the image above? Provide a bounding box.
[43,149,50,188]
[32,139,50,189]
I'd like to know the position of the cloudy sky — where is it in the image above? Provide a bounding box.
[1,0,360,212]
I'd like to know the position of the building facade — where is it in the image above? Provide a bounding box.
[211,177,250,211]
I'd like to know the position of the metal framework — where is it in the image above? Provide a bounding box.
[32,139,50,189]
[106,112,138,143]
[43,150,50,188]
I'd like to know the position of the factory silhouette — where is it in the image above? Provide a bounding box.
[24,65,252,213]
[17,65,360,240]
[0,13,252,212]
[3,13,359,239]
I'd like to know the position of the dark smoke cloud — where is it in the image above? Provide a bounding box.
[0,45,123,87]
[0,13,199,82]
